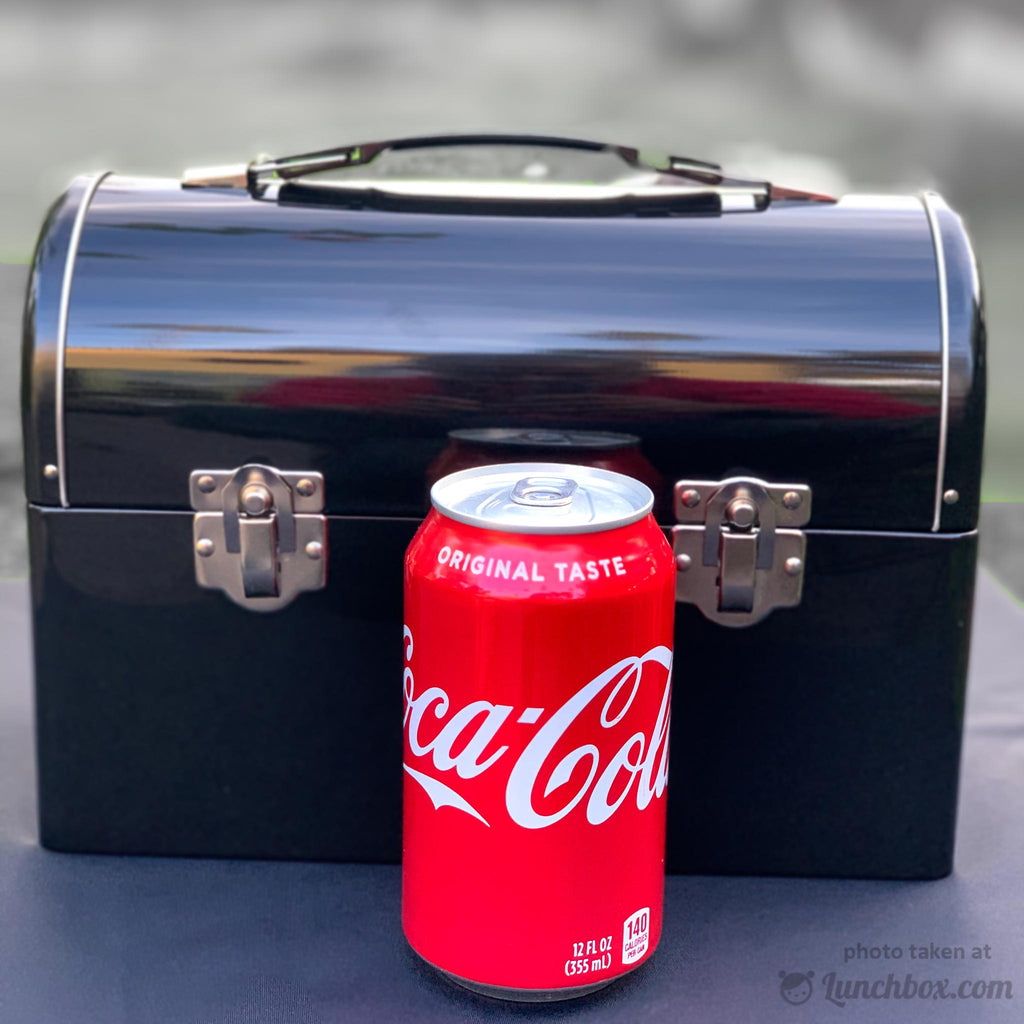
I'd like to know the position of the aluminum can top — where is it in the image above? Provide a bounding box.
[429,462,653,535]
[446,428,641,450]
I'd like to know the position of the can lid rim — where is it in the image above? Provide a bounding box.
[446,428,641,450]
[430,462,654,534]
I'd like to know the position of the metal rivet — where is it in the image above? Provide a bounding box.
[680,488,701,509]
[196,474,216,493]
[305,540,323,560]
[784,556,803,576]
[196,538,215,557]
[240,482,273,515]
[943,489,960,506]
[725,497,757,529]
[43,464,59,481]
[782,490,802,510]
[296,478,316,498]
[675,553,692,572]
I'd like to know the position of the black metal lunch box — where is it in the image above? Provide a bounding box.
[21,134,985,879]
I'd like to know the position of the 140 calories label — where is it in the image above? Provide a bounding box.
[622,908,650,965]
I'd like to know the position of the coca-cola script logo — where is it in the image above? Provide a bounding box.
[403,626,672,828]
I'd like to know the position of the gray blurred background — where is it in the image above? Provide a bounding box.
[1,0,1021,589]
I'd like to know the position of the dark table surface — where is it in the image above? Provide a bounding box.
[1,575,1022,1024]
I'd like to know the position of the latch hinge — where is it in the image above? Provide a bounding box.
[672,477,811,627]
[190,464,327,611]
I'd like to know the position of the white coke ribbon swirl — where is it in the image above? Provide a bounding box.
[403,626,672,828]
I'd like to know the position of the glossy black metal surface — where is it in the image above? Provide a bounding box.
[669,525,978,879]
[29,505,411,862]
[29,504,976,878]
[930,195,986,533]
[45,176,962,531]
[21,175,107,507]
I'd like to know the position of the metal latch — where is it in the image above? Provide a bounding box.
[190,465,327,612]
[672,477,811,627]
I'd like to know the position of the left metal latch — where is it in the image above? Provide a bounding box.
[190,465,326,611]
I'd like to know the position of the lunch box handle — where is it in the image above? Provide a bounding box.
[244,133,733,193]
[182,134,834,212]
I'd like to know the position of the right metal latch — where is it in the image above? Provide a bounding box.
[672,477,811,627]
[190,464,327,612]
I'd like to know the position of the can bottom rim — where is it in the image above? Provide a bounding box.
[412,940,651,1001]
[415,940,630,1001]
[430,960,626,1003]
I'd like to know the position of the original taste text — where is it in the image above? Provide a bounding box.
[437,545,626,582]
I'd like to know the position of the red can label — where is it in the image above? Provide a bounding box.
[402,509,674,992]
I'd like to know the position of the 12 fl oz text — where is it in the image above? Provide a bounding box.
[565,935,614,978]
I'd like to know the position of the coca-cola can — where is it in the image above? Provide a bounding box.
[403,462,675,1001]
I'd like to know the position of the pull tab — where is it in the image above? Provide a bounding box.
[190,465,326,612]
[672,477,811,627]
[511,475,579,507]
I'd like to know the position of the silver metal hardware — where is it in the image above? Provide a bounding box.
[943,489,960,505]
[672,476,812,627]
[725,496,757,529]
[55,171,111,508]
[182,164,249,189]
[43,464,59,481]
[190,464,326,611]
[239,481,273,516]
[922,191,952,533]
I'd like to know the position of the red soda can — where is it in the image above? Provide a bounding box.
[403,462,675,1000]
